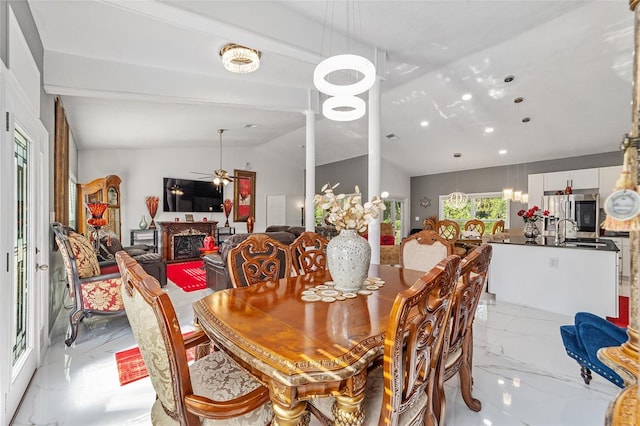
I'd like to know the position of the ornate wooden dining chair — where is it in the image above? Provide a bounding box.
[115,251,274,426]
[492,219,505,234]
[464,219,485,236]
[436,219,460,241]
[227,234,292,288]
[308,255,461,426]
[436,219,467,257]
[52,222,125,346]
[399,230,453,272]
[433,243,493,425]
[289,231,329,275]
[422,217,436,231]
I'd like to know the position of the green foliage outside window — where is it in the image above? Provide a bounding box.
[441,193,508,229]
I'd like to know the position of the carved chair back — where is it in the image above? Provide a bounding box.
[422,218,436,231]
[227,234,292,288]
[437,219,461,242]
[381,255,461,425]
[464,219,485,236]
[290,232,329,276]
[492,220,505,234]
[434,244,493,424]
[400,230,453,272]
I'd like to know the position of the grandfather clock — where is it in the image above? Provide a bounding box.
[77,175,122,239]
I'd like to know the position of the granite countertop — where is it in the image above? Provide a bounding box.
[489,236,620,252]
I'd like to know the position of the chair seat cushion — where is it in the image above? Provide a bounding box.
[151,351,273,426]
[309,367,427,425]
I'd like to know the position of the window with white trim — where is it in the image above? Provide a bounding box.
[439,192,510,230]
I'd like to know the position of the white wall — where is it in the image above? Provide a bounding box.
[78,144,305,238]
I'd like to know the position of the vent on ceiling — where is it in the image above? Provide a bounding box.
[386,133,399,141]
[243,124,259,128]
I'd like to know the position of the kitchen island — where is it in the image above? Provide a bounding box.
[488,236,619,318]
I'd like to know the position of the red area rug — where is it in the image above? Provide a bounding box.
[115,334,195,386]
[607,296,629,328]
[166,261,207,292]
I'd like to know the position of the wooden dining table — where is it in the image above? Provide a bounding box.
[192,264,425,426]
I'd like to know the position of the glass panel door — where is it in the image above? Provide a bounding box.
[13,130,29,365]
[383,199,404,243]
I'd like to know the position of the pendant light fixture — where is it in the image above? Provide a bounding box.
[313,1,376,121]
[446,153,469,209]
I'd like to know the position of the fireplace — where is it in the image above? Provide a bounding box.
[173,232,206,260]
[159,221,217,262]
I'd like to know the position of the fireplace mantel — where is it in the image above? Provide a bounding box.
[159,221,218,262]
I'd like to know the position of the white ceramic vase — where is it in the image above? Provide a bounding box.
[327,229,371,292]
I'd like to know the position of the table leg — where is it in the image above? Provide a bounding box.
[332,393,365,426]
[272,400,310,426]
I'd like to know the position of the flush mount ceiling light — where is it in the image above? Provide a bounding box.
[219,43,261,74]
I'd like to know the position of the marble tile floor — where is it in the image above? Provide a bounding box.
[11,282,623,426]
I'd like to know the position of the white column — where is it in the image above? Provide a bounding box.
[304,109,316,232]
[368,76,382,264]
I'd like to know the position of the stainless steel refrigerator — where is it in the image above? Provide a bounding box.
[541,194,599,238]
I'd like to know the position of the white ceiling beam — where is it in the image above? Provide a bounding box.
[101,0,324,65]
[43,51,310,112]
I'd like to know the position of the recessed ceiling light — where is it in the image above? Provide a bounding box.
[420,120,429,127]
[243,124,259,128]
[522,117,531,123]
[499,149,507,155]
[386,133,399,141]
[513,97,524,104]
[462,93,472,101]
[504,75,515,83]
[484,127,494,133]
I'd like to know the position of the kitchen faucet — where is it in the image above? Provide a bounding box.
[554,218,577,246]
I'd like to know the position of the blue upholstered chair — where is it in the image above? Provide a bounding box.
[560,312,627,388]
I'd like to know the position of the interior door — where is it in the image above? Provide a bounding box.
[0,65,49,425]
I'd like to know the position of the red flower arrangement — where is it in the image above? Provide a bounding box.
[517,206,550,223]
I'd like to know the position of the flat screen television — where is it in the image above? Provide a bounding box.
[163,177,223,212]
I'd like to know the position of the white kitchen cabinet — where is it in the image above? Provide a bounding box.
[527,173,544,208]
[607,237,629,283]
[543,168,599,192]
[621,238,630,280]
[599,165,623,203]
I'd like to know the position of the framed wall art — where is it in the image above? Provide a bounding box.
[234,169,256,222]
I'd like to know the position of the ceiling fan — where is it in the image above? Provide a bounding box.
[192,129,238,187]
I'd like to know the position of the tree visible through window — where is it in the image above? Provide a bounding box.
[439,192,509,230]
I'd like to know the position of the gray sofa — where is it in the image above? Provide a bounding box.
[203,226,305,291]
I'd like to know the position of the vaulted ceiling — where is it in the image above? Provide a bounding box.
[28,1,633,176]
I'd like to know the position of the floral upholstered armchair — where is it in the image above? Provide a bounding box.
[52,222,125,346]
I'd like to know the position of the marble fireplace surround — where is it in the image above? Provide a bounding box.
[159,221,217,263]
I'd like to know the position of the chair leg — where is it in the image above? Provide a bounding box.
[64,309,85,346]
[459,357,482,412]
[581,365,592,385]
